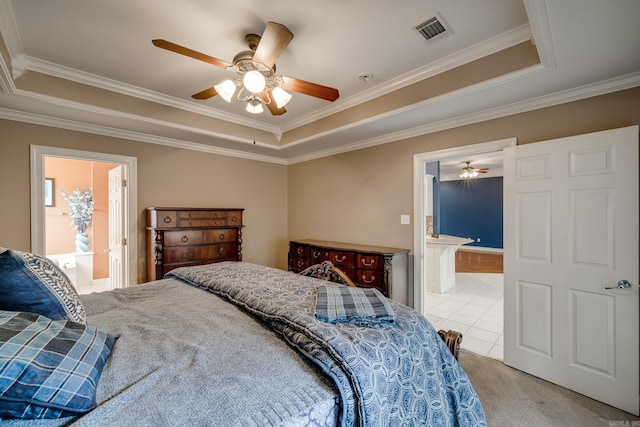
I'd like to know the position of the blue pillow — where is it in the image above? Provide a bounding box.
[0,311,115,419]
[0,248,86,324]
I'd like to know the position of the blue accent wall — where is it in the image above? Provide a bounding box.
[439,176,503,249]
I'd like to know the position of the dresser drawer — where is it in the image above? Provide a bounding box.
[202,243,239,260]
[290,257,310,272]
[310,248,331,263]
[154,210,178,227]
[329,251,355,268]
[179,210,226,220]
[163,230,203,246]
[356,270,384,291]
[356,254,384,271]
[164,246,203,263]
[178,210,227,227]
[227,211,242,226]
[290,243,309,258]
[179,217,227,228]
[204,229,237,243]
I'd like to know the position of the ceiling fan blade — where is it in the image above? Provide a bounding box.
[152,39,231,69]
[191,87,218,100]
[259,91,287,115]
[252,22,293,68]
[475,168,490,173]
[281,76,339,102]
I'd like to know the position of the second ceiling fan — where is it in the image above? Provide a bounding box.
[459,161,489,179]
[152,22,339,116]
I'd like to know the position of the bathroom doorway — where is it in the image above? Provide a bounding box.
[30,145,138,291]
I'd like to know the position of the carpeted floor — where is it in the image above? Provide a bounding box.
[459,349,640,426]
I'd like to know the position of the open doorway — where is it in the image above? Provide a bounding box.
[30,145,138,290]
[412,138,515,359]
[44,157,117,293]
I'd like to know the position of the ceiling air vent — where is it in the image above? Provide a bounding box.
[414,14,451,44]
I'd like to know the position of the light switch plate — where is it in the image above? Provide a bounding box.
[400,214,411,225]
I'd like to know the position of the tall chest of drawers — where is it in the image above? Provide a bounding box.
[288,239,410,305]
[146,207,243,281]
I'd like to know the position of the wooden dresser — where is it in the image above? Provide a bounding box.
[288,239,410,304]
[146,207,243,281]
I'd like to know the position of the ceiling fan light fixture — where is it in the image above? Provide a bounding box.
[243,70,266,93]
[214,79,236,102]
[271,87,292,108]
[459,161,479,179]
[246,98,264,114]
[459,170,478,179]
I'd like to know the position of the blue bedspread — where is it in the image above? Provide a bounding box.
[167,262,486,427]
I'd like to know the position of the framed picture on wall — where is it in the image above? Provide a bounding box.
[44,178,54,207]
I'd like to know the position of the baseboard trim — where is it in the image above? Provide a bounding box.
[459,246,504,254]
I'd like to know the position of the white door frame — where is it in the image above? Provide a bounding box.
[412,137,516,314]
[30,145,137,288]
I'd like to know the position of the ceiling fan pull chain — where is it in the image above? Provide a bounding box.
[253,114,257,144]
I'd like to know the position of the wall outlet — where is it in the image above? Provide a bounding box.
[400,214,411,225]
[477,237,481,242]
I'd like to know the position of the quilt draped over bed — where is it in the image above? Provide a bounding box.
[167,262,486,427]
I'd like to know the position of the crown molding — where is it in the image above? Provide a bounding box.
[282,62,546,149]
[0,46,14,94]
[3,71,638,166]
[523,0,557,68]
[11,85,283,149]
[0,0,25,78]
[287,72,640,164]
[0,106,288,165]
[24,56,280,134]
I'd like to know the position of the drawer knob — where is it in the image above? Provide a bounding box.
[219,233,226,240]
[219,247,227,255]
[231,215,237,222]
[297,248,304,255]
[361,275,375,284]
[361,259,375,267]
[181,235,189,243]
[163,216,172,223]
[334,255,346,263]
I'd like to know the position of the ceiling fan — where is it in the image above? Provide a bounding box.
[152,22,339,116]
[459,161,489,179]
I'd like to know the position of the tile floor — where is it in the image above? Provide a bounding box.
[424,272,504,360]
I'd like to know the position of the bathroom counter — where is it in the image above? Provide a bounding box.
[425,235,473,294]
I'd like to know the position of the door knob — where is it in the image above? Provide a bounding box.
[605,280,634,290]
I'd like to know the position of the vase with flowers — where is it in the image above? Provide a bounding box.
[62,188,95,252]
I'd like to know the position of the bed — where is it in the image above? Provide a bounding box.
[0,248,486,426]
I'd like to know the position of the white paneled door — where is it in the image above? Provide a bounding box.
[108,165,125,290]
[504,126,639,415]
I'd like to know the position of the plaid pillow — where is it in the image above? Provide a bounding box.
[0,311,115,419]
[314,286,396,327]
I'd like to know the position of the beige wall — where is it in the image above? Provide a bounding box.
[0,121,288,283]
[288,87,640,254]
[1,87,638,286]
